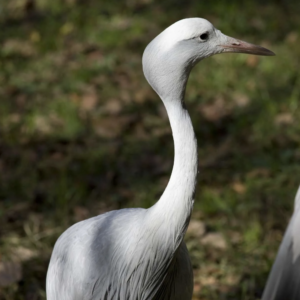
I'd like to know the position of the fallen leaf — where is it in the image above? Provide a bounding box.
[134,87,153,104]
[93,115,135,138]
[286,32,298,44]
[201,232,227,250]
[200,275,217,287]
[32,115,52,134]
[102,99,122,115]
[3,39,36,57]
[225,274,240,286]
[12,247,37,262]
[199,96,232,122]
[229,231,242,244]
[231,181,246,194]
[187,220,206,238]
[110,16,132,30]
[233,93,250,107]
[274,113,294,126]
[193,281,201,294]
[80,93,98,112]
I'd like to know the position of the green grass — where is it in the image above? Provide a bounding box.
[1,0,300,299]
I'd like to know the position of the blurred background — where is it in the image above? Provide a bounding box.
[0,0,300,299]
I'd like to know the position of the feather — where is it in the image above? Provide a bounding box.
[262,187,300,300]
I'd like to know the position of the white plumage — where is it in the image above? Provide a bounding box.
[46,18,274,300]
[262,187,300,300]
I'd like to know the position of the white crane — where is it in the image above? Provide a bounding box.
[262,186,300,300]
[46,18,274,300]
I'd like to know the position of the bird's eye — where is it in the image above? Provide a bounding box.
[199,33,209,41]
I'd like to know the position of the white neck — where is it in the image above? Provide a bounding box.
[147,96,198,247]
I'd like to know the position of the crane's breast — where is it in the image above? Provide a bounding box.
[46,209,193,300]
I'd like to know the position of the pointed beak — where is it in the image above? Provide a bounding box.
[219,37,275,56]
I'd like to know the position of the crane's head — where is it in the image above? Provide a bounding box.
[143,18,274,100]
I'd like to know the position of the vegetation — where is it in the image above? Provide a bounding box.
[1,0,300,299]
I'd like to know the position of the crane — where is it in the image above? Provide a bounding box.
[262,186,300,300]
[46,18,274,300]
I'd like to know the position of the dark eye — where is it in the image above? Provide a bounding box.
[199,32,209,41]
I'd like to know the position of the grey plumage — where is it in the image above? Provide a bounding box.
[262,187,300,300]
[46,18,274,300]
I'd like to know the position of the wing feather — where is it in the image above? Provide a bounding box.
[262,187,300,300]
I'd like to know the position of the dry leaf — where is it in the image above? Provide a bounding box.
[80,93,98,112]
[275,113,294,126]
[233,93,250,107]
[201,232,227,250]
[229,231,242,244]
[200,276,217,287]
[134,87,152,104]
[225,275,240,286]
[110,16,132,30]
[103,99,122,115]
[231,181,246,194]
[286,32,298,44]
[187,220,206,238]
[12,247,37,262]
[93,115,135,138]
[193,281,201,292]
[32,116,52,134]
[199,96,231,122]
[3,39,36,57]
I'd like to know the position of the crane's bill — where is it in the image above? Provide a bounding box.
[219,38,275,56]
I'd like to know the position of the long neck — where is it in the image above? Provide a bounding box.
[148,96,198,247]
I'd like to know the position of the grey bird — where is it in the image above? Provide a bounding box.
[262,187,300,300]
[46,18,274,300]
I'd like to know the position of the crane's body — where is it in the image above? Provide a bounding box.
[47,209,193,300]
[47,97,197,300]
[46,18,274,300]
[262,187,300,300]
